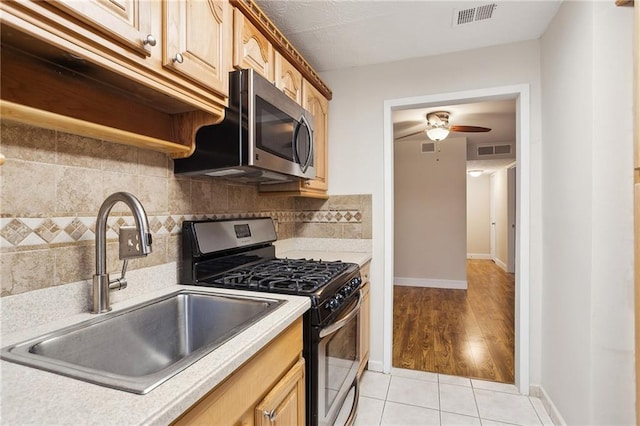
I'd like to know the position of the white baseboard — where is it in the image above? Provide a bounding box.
[394,277,468,290]
[367,360,384,373]
[535,385,567,425]
[494,257,508,271]
[467,253,492,259]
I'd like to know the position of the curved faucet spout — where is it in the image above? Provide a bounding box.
[93,192,152,314]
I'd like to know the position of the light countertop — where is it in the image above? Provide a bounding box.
[277,249,372,268]
[0,285,310,426]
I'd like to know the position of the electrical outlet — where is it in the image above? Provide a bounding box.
[119,226,145,259]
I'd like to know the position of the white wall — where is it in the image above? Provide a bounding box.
[466,173,491,258]
[394,137,467,286]
[540,1,634,424]
[321,39,543,377]
[493,168,509,269]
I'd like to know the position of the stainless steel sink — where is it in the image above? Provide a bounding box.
[1,290,284,394]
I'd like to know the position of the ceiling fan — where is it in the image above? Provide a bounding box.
[395,111,491,142]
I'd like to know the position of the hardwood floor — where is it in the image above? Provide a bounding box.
[392,259,515,383]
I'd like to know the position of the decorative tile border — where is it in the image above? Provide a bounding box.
[296,210,363,223]
[0,209,362,249]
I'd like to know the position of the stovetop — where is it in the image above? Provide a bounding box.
[208,258,351,293]
[181,217,362,324]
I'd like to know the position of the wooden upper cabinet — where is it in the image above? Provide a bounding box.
[49,0,154,57]
[163,0,232,97]
[302,79,329,192]
[233,8,274,81]
[275,53,303,105]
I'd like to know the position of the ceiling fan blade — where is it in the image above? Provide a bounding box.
[450,125,491,133]
[394,129,426,140]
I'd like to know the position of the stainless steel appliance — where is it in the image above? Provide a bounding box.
[174,68,315,184]
[181,217,362,426]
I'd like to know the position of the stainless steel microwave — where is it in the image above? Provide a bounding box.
[174,69,315,183]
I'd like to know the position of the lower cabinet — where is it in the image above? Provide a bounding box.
[255,358,305,425]
[173,318,304,426]
[358,262,371,378]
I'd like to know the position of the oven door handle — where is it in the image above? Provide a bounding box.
[319,290,362,338]
[344,378,360,426]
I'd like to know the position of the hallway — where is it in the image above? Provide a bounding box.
[392,259,515,383]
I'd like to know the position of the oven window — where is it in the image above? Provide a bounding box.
[323,315,358,416]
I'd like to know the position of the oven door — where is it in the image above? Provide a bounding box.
[317,291,362,426]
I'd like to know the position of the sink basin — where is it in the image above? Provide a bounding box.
[1,290,284,394]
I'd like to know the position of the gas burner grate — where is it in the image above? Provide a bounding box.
[210,258,350,294]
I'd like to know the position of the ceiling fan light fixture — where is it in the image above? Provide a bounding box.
[425,127,450,141]
[468,170,483,177]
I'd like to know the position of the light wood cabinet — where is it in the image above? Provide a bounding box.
[173,318,304,426]
[0,0,227,156]
[48,0,155,58]
[358,262,371,378]
[233,8,274,81]
[255,358,305,425]
[302,79,329,193]
[275,52,303,104]
[164,0,232,97]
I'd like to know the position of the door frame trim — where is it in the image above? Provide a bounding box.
[382,84,531,394]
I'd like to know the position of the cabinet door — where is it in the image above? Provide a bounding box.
[49,0,153,57]
[255,358,305,426]
[358,262,371,378]
[164,0,231,96]
[302,80,329,192]
[233,9,274,81]
[275,53,303,104]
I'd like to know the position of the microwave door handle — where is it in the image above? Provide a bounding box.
[294,116,313,173]
[319,290,362,338]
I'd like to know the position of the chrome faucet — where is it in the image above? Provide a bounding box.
[92,192,152,314]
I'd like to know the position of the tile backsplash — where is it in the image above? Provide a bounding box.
[0,121,371,297]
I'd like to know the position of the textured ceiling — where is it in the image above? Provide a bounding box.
[254,0,562,72]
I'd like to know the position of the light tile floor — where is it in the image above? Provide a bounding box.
[351,368,553,426]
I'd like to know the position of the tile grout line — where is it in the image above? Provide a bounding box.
[470,379,484,423]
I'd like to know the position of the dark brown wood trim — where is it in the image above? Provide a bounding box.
[230,0,333,100]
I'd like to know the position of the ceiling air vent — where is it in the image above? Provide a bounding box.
[494,144,512,155]
[477,144,512,156]
[453,3,497,26]
[477,146,494,156]
[421,142,436,153]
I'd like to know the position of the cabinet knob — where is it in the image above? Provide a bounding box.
[263,409,276,421]
[173,53,184,64]
[142,34,156,47]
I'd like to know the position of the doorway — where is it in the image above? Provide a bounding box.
[382,85,531,394]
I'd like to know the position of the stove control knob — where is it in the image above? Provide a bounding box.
[327,297,340,311]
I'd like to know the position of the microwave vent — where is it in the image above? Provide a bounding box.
[421,142,436,153]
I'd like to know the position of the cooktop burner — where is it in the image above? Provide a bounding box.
[206,258,350,294]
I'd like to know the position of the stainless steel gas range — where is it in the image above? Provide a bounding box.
[180,217,362,426]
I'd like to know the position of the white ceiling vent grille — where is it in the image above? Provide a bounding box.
[421,142,436,153]
[453,4,497,26]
